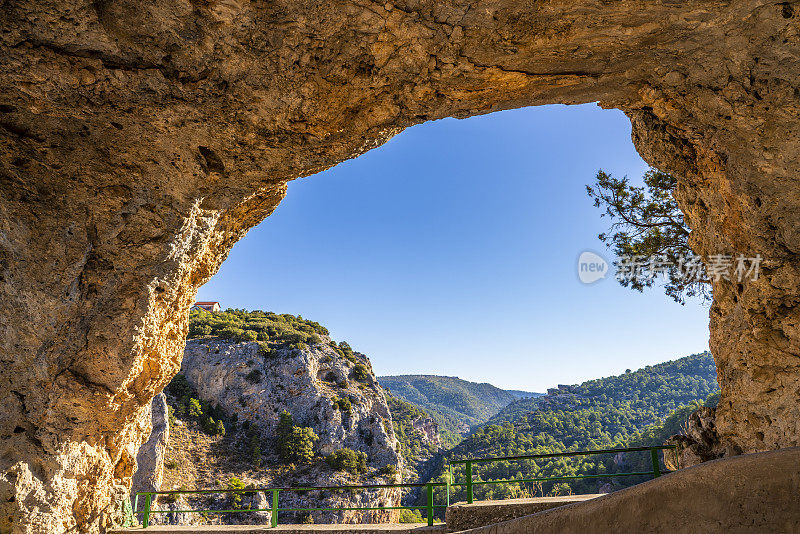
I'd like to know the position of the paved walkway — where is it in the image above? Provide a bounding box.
[112,524,445,533]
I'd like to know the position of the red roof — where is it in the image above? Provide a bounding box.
[194,301,219,305]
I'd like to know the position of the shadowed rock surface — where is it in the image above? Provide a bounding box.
[2,0,800,531]
[131,393,170,499]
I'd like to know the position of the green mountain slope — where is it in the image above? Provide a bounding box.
[377,375,518,432]
[425,352,718,501]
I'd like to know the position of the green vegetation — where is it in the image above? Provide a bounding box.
[166,373,229,438]
[398,509,424,523]
[276,410,318,464]
[385,394,442,478]
[326,448,368,474]
[425,352,718,502]
[352,363,370,382]
[188,308,329,345]
[587,168,710,304]
[332,396,352,413]
[377,375,518,442]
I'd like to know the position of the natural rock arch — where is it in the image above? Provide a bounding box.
[1,0,799,531]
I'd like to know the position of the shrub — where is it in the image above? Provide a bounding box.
[257,342,272,357]
[352,364,370,382]
[213,419,226,436]
[326,448,367,474]
[187,398,203,417]
[379,464,397,477]
[337,379,348,389]
[245,369,262,384]
[276,411,318,464]
[166,374,193,399]
[228,477,246,509]
[219,326,245,340]
[167,405,176,428]
[324,371,338,383]
[247,426,262,467]
[399,509,424,523]
[241,329,258,342]
[164,459,178,469]
[299,513,314,524]
[332,396,351,412]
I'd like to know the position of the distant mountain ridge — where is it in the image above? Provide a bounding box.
[377,375,522,437]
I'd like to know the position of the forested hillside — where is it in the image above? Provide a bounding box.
[377,375,517,438]
[423,352,718,504]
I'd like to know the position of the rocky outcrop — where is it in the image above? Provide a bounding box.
[664,407,730,470]
[181,338,402,469]
[173,337,403,524]
[2,1,800,531]
[411,418,440,450]
[131,394,169,500]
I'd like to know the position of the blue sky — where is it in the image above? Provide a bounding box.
[198,103,710,392]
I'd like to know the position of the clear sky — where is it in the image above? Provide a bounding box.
[197,103,710,392]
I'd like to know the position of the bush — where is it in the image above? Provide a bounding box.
[187,398,203,417]
[352,363,370,382]
[166,374,193,399]
[276,411,318,464]
[228,477,246,509]
[213,419,226,436]
[399,509,424,523]
[242,329,259,341]
[164,459,178,469]
[326,448,367,474]
[245,369,262,384]
[378,464,397,477]
[257,341,273,357]
[247,426,262,467]
[332,396,352,412]
[219,326,245,340]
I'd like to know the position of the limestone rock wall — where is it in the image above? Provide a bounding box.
[130,393,169,500]
[181,338,403,470]
[2,0,800,531]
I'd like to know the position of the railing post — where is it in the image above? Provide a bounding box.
[142,493,152,529]
[426,483,434,526]
[271,489,279,528]
[673,447,680,470]
[650,448,661,477]
[446,464,451,507]
[465,461,473,504]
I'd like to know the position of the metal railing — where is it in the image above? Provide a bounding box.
[447,445,677,504]
[132,481,448,528]
[131,445,676,528]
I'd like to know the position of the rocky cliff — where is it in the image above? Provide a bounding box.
[133,335,403,526]
[3,0,800,531]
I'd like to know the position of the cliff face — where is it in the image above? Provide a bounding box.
[182,339,401,467]
[136,337,403,525]
[2,0,800,531]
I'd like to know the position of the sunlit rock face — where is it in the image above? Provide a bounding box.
[1,0,799,531]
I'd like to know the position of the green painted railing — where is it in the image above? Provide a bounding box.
[131,445,676,528]
[448,445,677,504]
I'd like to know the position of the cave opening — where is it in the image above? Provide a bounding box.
[195,103,711,393]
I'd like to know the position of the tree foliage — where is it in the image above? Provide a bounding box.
[326,448,368,474]
[426,352,718,500]
[276,410,318,464]
[586,168,710,304]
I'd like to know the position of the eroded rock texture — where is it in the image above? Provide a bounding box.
[1,0,799,531]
